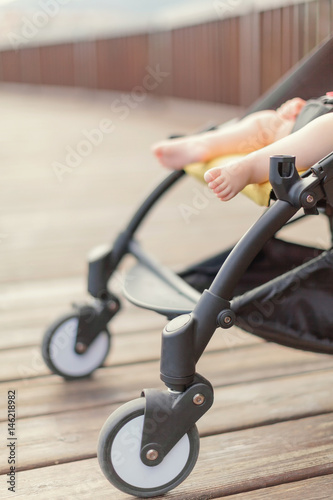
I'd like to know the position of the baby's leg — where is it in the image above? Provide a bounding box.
[152,110,285,170]
[152,135,210,170]
[205,113,333,201]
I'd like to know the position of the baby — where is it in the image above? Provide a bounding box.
[152,97,333,201]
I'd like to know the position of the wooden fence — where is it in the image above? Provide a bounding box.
[0,0,332,106]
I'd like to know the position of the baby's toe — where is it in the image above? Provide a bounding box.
[212,181,228,193]
[204,167,221,184]
[219,187,236,201]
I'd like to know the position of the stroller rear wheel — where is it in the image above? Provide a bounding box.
[98,398,200,497]
[42,313,111,379]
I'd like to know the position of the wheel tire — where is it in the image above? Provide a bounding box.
[42,313,111,379]
[98,398,200,498]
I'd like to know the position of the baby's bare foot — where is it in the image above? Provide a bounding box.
[204,161,251,201]
[152,136,209,169]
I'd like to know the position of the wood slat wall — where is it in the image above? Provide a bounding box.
[0,0,332,106]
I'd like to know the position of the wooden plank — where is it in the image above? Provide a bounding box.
[281,6,293,75]
[183,26,196,101]
[1,368,333,474]
[216,474,333,499]
[204,22,217,103]
[194,24,207,101]
[1,342,332,420]
[0,324,333,383]
[269,8,283,90]
[229,17,240,105]
[0,301,260,377]
[0,276,170,347]
[317,0,332,43]
[0,307,166,349]
[221,19,232,104]
[309,1,320,49]
[40,44,75,86]
[1,413,332,499]
[200,367,333,435]
[291,4,301,67]
[297,3,306,59]
[0,405,114,473]
[20,47,41,84]
[95,39,109,89]
[0,50,21,82]
[147,31,173,97]
[73,41,98,89]
[260,10,272,94]
[0,332,159,382]
[209,20,222,104]
[0,325,260,383]
[190,414,333,498]
[123,34,149,92]
[239,12,261,107]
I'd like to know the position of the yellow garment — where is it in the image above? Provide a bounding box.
[184,154,273,207]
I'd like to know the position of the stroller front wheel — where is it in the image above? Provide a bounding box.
[42,313,111,379]
[98,398,200,497]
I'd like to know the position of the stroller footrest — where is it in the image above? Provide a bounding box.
[123,262,200,316]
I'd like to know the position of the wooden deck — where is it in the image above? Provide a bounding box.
[1,84,333,499]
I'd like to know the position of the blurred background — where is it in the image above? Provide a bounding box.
[0,0,332,287]
[0,0,332,106]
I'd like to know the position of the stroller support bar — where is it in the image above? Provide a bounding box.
[88,170,186,299]
[210,200,298,300]
[160,153,333,391]
[126,170,185,235]
[159,201,298,390]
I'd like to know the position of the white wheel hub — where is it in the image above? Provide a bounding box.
[49,317,109,377]
[111,414,190,489]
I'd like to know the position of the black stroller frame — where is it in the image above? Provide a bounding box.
[92,151,333,497]
[41,37,333,498]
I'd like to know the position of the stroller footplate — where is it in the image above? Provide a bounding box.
[123,240,200,317]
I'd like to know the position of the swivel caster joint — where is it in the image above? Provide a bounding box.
[217,309,235,329]
[140,373,213,466]
[73,295,120,354]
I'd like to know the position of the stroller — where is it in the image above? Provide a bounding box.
[42,38,333,497]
